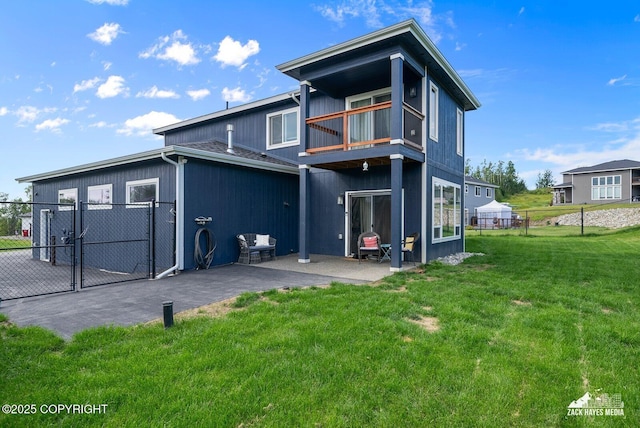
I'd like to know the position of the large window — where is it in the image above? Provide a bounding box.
[429,82,439,141]
[591,175,621,200]
[126,178,158,207]
[58,188,77,211]
[346,88,391,147]
[433,178,461,242]
[88,184,112,209]
[456,108,463,155]
[266,107,299,149]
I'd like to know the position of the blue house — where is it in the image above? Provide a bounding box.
[17,19,479,277]
[464,175,500,225]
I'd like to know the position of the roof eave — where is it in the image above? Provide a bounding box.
[277,19,480,111]
[16,146,299,183]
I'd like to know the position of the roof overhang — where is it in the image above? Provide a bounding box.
[277,19,480,111]
[16,145,299,183]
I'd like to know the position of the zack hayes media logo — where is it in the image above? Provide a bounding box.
[567,391,624,417]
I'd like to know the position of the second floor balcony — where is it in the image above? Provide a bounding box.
[305,100,424,158]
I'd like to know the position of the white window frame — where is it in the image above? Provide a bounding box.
[266,107,299,150]
[87,184,112,210]
[486,187,492,198]
[432,177,461,243]
[591,175,621,200]
[464,184,469,194]
[58,188,77,211]
[456,108,463,156]
[475,186,481,197]
[126,178,159,208]
[429,82,439,141]
[345,87,392,146]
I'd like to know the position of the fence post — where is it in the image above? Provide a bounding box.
[581,207,584,236]
[71,204,76,291]
[526,211,529,235]
[79,201,84,289]
[151,199,156,279]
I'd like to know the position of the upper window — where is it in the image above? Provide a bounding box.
[464,184,469,194]
[591,175,621,200]
[266,108,299,150]
[486,187,492,198]
[475,186,481,197]
[433,178,461,242]
[456,108,463,156]
[429,82,439,141]
[58,188,77,211]
[88,184,112,210]
[126,178,158,207]
[346,88,391,147]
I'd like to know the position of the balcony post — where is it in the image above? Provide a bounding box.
[298,164,311,264]
[390,154,404,271]
[299,81,311,154]
[390,53,404,144]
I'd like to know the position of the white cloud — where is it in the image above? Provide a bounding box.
[103,61,112,71]
[35,118,70,133]
[96,75,128,98]
[221,87,252,103]
[635,14,640,22]
[140,30,200,66]
[314,1,381,28]
[518,6,525,15]
[455,42,466,51]
[88,23,124,45]
[607,74,627,86]
[186,88,210,101]
[0,107,8,116]
[89,121,109,128]
[87,0,129,5]
[520,116,640,172]
[213,36,260,69]
[117,111,181,137]
[73,77,101,93]
[14,106,56,124]
[136,86,180,99]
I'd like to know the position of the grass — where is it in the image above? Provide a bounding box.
[0,237,31,249]
[2,230,640,426]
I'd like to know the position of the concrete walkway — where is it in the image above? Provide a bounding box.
[0,255,395,340]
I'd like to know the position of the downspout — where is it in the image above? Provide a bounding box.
[157,151,185,279]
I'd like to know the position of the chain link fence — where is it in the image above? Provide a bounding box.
[467,201,640,237]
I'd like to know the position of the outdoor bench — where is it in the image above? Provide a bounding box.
[236,233,276,264]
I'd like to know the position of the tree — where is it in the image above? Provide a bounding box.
[0,189,31,236]
[466,159,527,199]
[535,169,556,189]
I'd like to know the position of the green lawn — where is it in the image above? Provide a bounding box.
[0,237,31,249]
[2,229,639,426]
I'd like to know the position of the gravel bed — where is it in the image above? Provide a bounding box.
[556,207,640,229]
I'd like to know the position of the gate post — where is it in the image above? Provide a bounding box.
[151,199,156,279]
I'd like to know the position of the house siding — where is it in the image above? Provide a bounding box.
[571,170,631,204]
[182,159,299,268]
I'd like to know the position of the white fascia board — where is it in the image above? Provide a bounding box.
[16,146,298,183]
[153,92,298,135]
[277,19,480,111]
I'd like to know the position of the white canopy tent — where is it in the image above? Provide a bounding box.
[475,200,512,229]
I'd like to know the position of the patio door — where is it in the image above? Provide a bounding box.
[346,191,396,256]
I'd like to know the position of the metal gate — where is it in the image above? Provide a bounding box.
[0,200,175,301]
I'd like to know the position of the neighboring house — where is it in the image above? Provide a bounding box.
[552,159,640,205]
[17,19,480,274]
[464,175,499,225]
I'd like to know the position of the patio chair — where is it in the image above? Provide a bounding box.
[401,232,420,265]
[357,231,382,263]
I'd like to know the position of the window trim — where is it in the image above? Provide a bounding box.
[591,174,621,200]
[58,188,77,211]
[486,187,492,198]
[126,178,159,208]
[432,177,461,243]
[87,183,113,210]
[266,107,300,150]
[456,108,463,156]
[475,186,481,197]
[429,82,439,142]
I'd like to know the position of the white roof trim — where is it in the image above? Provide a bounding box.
[277,19,480,110]
[153,92,297,134]
[16,146,298,183]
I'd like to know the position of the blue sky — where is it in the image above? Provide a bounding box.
[1,0,639,199]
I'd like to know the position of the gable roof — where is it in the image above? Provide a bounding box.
[16,143,298,183]
[563,159,640,175]
[464,175,499,188]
